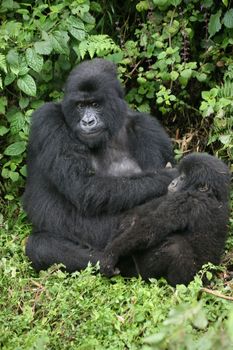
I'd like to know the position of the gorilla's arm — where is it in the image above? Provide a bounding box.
[101,193,199,276]
[28,103,173,216]
[79,170,172,215]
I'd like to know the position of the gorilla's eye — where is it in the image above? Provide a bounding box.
[199,185,209,192]
[77,102,85,108]
[91,102,99,108]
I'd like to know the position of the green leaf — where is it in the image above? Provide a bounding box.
[6,49,19,66]
[219,134,231,145]
[153,0,170,9]
[1,0,14,10]
[202,0,213,7]
[4,194,14,200]
[10,112,25,134]
[1,168,10,179]
[4,72,16,86]
[67,16,85,30]
[0,54,7,73]
[179,76,188,87]
[4,141,26,156]
[19,97,29,109]
[144,332,166,345]
[0,96,7,114]
[170,71,179,81]
[157,52,167,60]
[0,126,9,136]
[171,0,182,6]
[26,48,43,73]
[223,9,233,28]
[196,72,207,82]
[34,41,53,55]
[17,74,37,96]
[208,10,222,37]
[9,171,19,182]
[180,69,192,80]
[157,96,164,104]
[6,49,19,74]
[192,310,208,330]
[20,165,27,177]
[169,94,176,101]
[69,28,86,41]
[78,41,88,59]
[136,1,150,12]
[50,31,69,55]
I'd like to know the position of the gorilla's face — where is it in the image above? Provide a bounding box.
[73,98,107,147]
[168,174,186,193]
[62,59,127,149]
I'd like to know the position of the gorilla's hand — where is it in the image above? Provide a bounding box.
[100,251,120,277]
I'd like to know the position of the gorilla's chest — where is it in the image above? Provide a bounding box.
[91,147,141,177]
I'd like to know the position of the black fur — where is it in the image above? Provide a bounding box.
[23,58,174,273]
[102,153,231,286]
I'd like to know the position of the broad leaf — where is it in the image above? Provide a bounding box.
[4,141,26,156]
[26,48,43,72]
[223,9,233,28]
[208,10,222,37]
[69,28,86,41]
[0,126,9,136]
[17,74,37,96]
[34,41,53,55]
[50,31,69,55]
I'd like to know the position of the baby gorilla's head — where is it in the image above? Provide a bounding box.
[168,153,231,201]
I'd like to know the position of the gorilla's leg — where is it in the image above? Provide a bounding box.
[134,235,197,286]
[26,232,103,272]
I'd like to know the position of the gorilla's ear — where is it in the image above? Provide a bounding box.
[165,162,173,169]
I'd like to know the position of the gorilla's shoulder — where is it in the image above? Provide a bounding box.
[126,109,169,135]
[32,102,62,121]
[30,102,65,134]
[30,102,65,142]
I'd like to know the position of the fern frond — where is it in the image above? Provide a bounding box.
[78,35,121,59]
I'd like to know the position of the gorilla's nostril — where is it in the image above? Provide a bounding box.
[88,119,96,126]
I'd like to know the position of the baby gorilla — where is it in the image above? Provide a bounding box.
[101,153,231,286]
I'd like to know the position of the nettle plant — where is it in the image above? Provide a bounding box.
[0,0,120,198]
[121,0,233,161]
[200,77,233,164]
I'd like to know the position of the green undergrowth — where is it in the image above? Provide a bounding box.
[0,204,233,350]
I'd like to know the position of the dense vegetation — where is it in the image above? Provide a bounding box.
[0,1,233,349]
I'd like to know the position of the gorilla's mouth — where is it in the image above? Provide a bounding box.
[79,128,105,137]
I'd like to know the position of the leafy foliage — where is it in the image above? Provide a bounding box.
[117,0,233,163]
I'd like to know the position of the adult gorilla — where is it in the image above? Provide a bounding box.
[23,58,174,275]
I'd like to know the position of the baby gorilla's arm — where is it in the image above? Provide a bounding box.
[101,192,191,277]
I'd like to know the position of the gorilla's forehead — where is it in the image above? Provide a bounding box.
[67,73,121,99]
[78,76,101,92]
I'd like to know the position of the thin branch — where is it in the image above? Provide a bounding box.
[200,287,233,301]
